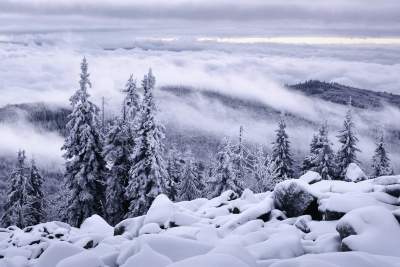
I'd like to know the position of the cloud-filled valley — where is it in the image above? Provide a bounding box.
[1,32,400,171]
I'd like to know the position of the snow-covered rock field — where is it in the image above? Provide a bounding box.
[2,172,400,267]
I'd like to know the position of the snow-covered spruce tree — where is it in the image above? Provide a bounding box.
[166,148,185,201]
[62,57,106,227]
[301,134,319,173]
[231,126,253,192]
[253,147,273,193]
[178,152,204,201]
[23,159,45,226]
[122,74,141,122]
[1,150,28,228]
[125,69,172,217]
[103,75,140,225]
[270,115,294,186]
[207,138,242,197]
[371,132,393,178]
[103,119,132,225]
[311,123,336,180]
[336,98,360,179]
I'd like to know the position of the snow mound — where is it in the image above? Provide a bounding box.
[299,171,322,184]
[121,244,172,267]
[80,215,113,237]
[2,171,400,267]
[35,242,84,267]
[336,206,400,256]
[345,163,367,182]
[274,179,318,218]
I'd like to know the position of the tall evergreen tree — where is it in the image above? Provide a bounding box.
[126,69,172,217]
[122,75,141,122]
[166,148,185,201]
[23,159,45,226]
[178,152,204,201]
[270,115,294,186]
[301,134,319,173]
[371,132,393,178]
[231,126,253,193]
[62,57,106,227]
[207,138,242,197]
[1,151,27,228]
[311,123,336,180]
[253,147,274,193]
[103,118,132,225]
[103,75,140,225]
[336,98,360,179]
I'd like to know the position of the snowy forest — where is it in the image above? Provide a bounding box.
[2,1,400,266]
[0,58,394,229]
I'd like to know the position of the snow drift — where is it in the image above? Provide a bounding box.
[2,171,400,267]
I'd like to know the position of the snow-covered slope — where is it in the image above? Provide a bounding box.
[2,172,400,267]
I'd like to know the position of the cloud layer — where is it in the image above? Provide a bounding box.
[1,32,400,171]
[1,0,400,37]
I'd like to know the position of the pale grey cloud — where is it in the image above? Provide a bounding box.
[1,0,400,36]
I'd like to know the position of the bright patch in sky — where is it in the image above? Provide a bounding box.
[198,36,400,45]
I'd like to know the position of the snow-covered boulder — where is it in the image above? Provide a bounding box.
[345,163,367,182]
[267,252,400,267]
[374,175,400,197]
[140,234,212,262]
[56,251,104,267]
[248,233,304,260]
[166,253,250,267]
[319,192,398,220]
[274,180,320,219]
[299,171,322,184]
[336,206,400,256]
[0,256,29,267]
[80,215,113,237]
[114,216,145,238]
[120,244,172,267]
[144,194,175,227]
[222,197,274,230]
[34,242,83,267]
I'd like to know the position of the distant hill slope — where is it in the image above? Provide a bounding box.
[0,102,70,134]
[1,81,399,137]
[288,80,400,109]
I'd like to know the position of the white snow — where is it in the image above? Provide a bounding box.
[345,163,367,182]
[337,206,400,257]
[299,171,322,184]
[34,242,84,267]
[2,172,400,267]
[80,215,114,237]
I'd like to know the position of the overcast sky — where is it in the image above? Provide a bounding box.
[1,0,400,37]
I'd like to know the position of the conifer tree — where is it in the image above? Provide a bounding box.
[1,151,27,228]
[336,98,360,179]
[207,138,242,197]
[311,123,336,180]
[231,126,253,193]
[62,57,106,226]
[253,147,274,193]
[166,148,185,201]
[104,118,132,225]
[270,115,294,186]
[301,134,319,173]
[178,152,203,201]
[103,75,140,224]
[126,69,172,217]
[122,75,141,122]
[371,132,393,178]
[23,159,45,226]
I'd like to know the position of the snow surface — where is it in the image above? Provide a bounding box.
[1,175,400,266]
[345,163,367,182]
